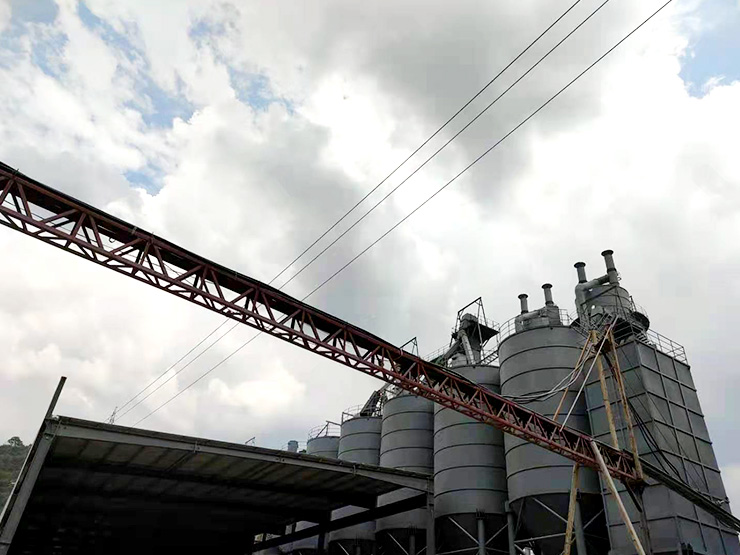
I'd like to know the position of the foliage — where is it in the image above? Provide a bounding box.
[0,437,30,511]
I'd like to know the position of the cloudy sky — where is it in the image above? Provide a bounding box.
[0,0,739,498]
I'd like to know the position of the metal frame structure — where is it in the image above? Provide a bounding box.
[0,163,638,483]
[2,162,739,534]
[0,406,433,555]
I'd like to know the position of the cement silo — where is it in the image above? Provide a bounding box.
[287,423,341,555]
[328,407,382,555]
[499,285,606,554]
[376,392,434,555]
[307,422,341,459]
[432,311,511,555]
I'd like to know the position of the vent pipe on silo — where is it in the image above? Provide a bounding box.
[574,262,587,284]
[602,249,619,285]
[542,283,554,306]
[518,294,529,314]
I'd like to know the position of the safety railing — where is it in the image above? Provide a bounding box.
[640,328,688,364]
[424,309,687,367]
[308,421,341,439]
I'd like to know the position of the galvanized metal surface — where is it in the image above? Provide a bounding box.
[377,393,434,535]
[0,416,429,555]
[291,434,340,554]
[586,340,740,555]
[499,323,605,555]
[433,364,509,554]
[307,435,341,459]
[329,416,382,550]
[0,164,644,485]
[434,365,508,517]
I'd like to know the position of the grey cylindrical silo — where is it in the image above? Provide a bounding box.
[499,321,606,554]
[328,415,382,555]
[376,393,434,555]
[574,252,650,341]
[288,430,341,555]
[434,364,509,553]
[307,435,340,459]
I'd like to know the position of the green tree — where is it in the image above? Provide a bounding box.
[0,436,30,510]
[6,437,23,448]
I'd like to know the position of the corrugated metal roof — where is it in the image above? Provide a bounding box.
[1,416,431,555]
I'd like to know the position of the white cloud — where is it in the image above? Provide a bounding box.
[0,0,740,480]
[724,465,740,506]
[0,0,10,33]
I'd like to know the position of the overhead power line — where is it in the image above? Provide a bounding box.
[114,319,232,415]
[115,322,240,422]
[277,0,611,291]
[132,0,675,428]
[114,0,584,422]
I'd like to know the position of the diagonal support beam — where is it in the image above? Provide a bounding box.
[254,494,426,550]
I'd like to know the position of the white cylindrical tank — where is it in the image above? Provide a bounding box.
[328,414,382,555]
[499,317,606,554]
[307,435,340,459]
[287,427,341,555]
[433,364,509,553]
[376,393,433,555]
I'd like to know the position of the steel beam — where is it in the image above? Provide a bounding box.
[4,164,740,533]
[0,378,65,554]
[18,483,330,524]
[254,494,427,550]
[0,163,640,484]
[44,458,379,509]
[50,418,431,496]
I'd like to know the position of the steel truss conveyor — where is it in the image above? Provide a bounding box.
[1,161,738,533]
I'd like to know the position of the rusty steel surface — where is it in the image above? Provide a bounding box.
[0,162,640,484]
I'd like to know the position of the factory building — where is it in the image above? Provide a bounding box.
[283,250,738,555]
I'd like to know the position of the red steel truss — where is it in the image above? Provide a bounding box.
[0,162,639,482]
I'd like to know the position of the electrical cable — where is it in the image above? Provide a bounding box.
[302,0,674,302]
[131,0,676,428]
[114,319,232,414]
[115,321,240,421]
[268,0,584,287]
[111,1,587,420]
[276,0,611,292]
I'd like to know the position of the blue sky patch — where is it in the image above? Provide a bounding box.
[77,1,139,64]
[134,77,196,127]
[10,0,58,26]
[680,0,740,97]
[124,167,163,194]
[229,68,293,113]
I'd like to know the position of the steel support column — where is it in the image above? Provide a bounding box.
[476,516,485,555]
[574,502,588,555]
[426,493,436,555]
[506,509,516,555]
[0,377,65,555]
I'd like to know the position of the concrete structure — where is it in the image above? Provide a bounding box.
[328,413,383,555]
[499,285,607,554]
[377,393,434,555]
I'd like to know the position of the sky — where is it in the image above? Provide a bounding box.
[0,0,739,502]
